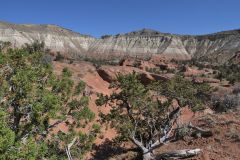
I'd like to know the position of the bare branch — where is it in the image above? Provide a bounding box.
[66,137,78,160]
[148,107,181,151]
[188,123,213,138]
[157,148,201,159]
[48,120,63,130]
[68,137,78,149]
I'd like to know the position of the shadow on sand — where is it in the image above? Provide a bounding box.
[90,139,141,160]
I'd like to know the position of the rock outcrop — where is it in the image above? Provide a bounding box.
[96,65,172,84]
[1,21,240,63]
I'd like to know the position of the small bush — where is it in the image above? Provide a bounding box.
[166,68,176,73]
[146,67,162,74]
[55,52,64,61]
[133,59,141,68]
[74,81,86,95]
[233,86,240,95]
[225,128,240,142]
[79,56,119,68]
[211,94,240,112]
[174,125,190,140]
[24,40,45,53]
[214,64,240,83]
[40,54,53,66]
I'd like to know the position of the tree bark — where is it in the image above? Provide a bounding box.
[188,123,213,138]
[66,137,77,160]
[143,152,155,160]
[157,148,201,159]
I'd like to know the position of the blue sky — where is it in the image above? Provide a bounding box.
[0,0,240,37]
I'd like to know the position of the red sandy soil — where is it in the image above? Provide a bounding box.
[50,59,240,160]
[155,110,240,160]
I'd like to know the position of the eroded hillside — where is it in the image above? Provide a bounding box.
[1,21,240,63]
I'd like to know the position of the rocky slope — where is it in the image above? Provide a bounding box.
[51,59,240,160]
[0,21,95,56]
[0,21,240,63]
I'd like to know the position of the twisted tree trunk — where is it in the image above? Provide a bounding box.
[143,152,155,160]
[66,137,77,160]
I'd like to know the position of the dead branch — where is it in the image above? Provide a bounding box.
[188,123,213,138]
[66,137,78,160]
[146,107,181,153]
[157,148,201,159]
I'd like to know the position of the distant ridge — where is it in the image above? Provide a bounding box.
[0,21,240,63]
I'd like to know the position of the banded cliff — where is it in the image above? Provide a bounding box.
[0,21,240,63]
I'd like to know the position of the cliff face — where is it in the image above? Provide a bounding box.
[90,29,240,63]
[0,21,95,56]
[0,21,240,63]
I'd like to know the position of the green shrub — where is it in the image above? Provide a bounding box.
[74,80,86,95]
[211,94,240,112]
[96,73,210,159]
[0,45,98,159]
[214,64,240,83]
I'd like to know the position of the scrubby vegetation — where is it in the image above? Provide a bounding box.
[214,64,240,84]
[171,59,207,70]
[1,40,239,159]
[146,67,176,74]
[96,73,210,160]
[146,67,162,74]
[55,52,65,62]
[211,87,240,112]
[0,43,98,159]
[79,56,121,68]
[153,76,211,111]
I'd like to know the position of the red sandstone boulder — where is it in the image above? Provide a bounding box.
[139,61,156,70]
[97,65,171,84]
[97,66,148,83]
[119,58,136,67]
[183,66,205,77]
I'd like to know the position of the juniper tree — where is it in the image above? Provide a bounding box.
[96,73,210,160]
[0,44,99,159]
